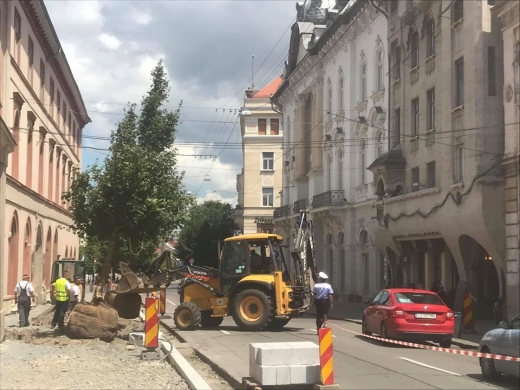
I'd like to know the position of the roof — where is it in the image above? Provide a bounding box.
[225,233,283,242]
[383,288,437,294]
[250,77,283,99]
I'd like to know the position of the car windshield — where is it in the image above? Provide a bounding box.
[394,292,444,305]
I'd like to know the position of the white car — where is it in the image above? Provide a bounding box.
[479,314,520,380]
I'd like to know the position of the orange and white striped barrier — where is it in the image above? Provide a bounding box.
[159,288,166,316]
[318,327,335,385]
[329,322,520,362]
[144,297,159,349]
[463,292,474,330]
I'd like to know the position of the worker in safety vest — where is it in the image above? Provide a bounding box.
[51,270,71,330]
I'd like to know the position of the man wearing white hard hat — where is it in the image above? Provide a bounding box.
[312,271,334,332]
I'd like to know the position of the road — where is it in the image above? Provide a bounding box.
[159,286,518,390]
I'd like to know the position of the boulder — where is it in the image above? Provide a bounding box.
[65,303,119,342]
[104,292,142,319]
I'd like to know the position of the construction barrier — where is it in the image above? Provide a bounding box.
[329,322,520,362]
[462,292,474,330]
[159,288,166,316]
[144,297,159,349]
[318,327,335,385]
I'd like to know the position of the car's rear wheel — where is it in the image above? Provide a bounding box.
[480,347,500,381]
[380,322,389,340]
[362,317,372,335]
[439,339,451,348]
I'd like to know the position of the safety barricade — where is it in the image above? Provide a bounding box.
[318,327,335,386]
[144,296,159,349]
[159,288,166,316]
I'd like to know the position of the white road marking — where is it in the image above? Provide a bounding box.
[221,330,231,335]
[309,329,336,337]
[399,357,461,376]
[166,298,177,306]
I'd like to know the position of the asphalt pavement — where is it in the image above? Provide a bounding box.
[160,286,518,390]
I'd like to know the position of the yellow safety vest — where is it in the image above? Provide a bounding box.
[55,278,68,302]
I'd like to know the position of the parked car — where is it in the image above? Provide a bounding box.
[362,288,454,348]
[479,314,520,380]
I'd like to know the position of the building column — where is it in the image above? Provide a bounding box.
[47,141,55,201]
[311,79,324,171]
[295,95,307,179]
[55,147,62,204]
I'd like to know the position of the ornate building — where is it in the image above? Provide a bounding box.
[0,0,90,334]
[272,0,388,300]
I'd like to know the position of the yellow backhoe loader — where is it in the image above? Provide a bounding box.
[115,211,317,331]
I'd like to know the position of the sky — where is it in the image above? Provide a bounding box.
[45,0,296,205]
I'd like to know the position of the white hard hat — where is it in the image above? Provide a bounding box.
[318,272,328,279]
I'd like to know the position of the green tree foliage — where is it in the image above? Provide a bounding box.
[176,201,236,268]
[64,61,193,284]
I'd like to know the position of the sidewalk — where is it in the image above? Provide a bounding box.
[309,300,483,350]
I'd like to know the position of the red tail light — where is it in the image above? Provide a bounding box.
[393,308,404,317]
[446,311,454,320]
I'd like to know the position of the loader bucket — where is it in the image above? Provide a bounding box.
[116,262,144,294]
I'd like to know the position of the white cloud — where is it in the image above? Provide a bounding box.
[98,33,121,50]
[130,10,152,25]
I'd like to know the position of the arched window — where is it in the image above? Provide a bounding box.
[338,149,344,190]
[338,71,344,115]
[360,61,367,101]
[327,233,334,282]
[338,231,346,292]
[360,139,366,185]
[327,79,333,123]
[377,131,384,157]
[327,154,333,191]
[376,46,384,91]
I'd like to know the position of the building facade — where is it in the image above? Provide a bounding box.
[0,0,90,327]
[368,0,509,319]
[235,77,283,234]
[272,0,388,300]
[494,0,520,318]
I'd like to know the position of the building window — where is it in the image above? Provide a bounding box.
[338,149,343,190]
[376,48,384,91]
[14,8,21,65]
[338,73,344,114]
[49,78,55,117]
[360,62,367,101]
[262,188,274,207]
[392,41,401,81]
[426,19,435,58]
[427,88,435,131]
[64,103,68,133]
[411,98,419,136]
[270,119,279,135]
[455,58,464,107]
[411,167,420,192]
[39,60,45,101]
[452,0,463,24]
[327,154,333,190]
[258,119,266,135]
[426,162,436,188]
[454,146,463,183]
[57,90,61,126]
[28,36,34,86]
[389,0,397,13]
[362,253,370,294]
[377,132,384,157]
[262,152,274,170]
[327,234,334,280]
[360,139,366,185]
[410,31,419,69]
[392,108,401,148]
[488,46,496,96]
[327,79,333,122]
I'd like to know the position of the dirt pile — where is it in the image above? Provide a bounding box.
[65,303,119,342]
[117,318,144,340]
[31,306,55,326]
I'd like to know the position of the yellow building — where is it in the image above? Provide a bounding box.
[236,78,283,234]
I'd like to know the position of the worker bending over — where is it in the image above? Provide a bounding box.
[312,271,334,332]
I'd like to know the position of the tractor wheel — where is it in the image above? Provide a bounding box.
[232,289,274,331]
[200,311,224,328]
[269,318,291,329]
[174,302,201,331]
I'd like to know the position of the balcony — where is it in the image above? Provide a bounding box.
[293,198,309,213]
[273,204,292,219]
[312,190,346,208]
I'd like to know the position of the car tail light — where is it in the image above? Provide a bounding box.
[393,308,404,317]
[447,311,454,319]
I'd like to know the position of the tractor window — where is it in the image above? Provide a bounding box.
[220,240,248,276]
[248,241,272,274]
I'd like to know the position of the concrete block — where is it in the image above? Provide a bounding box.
[254,342,319,366]
[276,365,291,386]
[313,384,340,390]
[251,364,277,386]
[290,364,321,385]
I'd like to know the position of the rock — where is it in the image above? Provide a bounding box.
[104,292,142,319]
[126,345,136,351]
[65,303,119,342]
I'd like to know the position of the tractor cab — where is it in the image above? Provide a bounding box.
[50,259,86,304]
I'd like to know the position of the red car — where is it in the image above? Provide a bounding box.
[362,288,454,348]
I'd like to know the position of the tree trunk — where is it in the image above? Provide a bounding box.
[92,235,118,304]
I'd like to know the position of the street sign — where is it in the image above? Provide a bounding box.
[189,258,194,265]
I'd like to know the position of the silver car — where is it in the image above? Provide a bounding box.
[479,314,520,380]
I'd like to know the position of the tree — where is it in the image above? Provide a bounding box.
[64,61,193,299]
[176,201,236,268]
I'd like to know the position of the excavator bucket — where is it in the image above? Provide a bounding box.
[116,262,147,294]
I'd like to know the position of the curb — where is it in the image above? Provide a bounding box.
[139,311,212,390]
[159,319,242,390]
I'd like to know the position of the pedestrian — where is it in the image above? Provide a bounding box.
[51,270,71,330]
[68,275,82,312]
[14,274,35,327]
[312,271,334,332]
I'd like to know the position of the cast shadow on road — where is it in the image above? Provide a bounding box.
[466,374,520,390]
